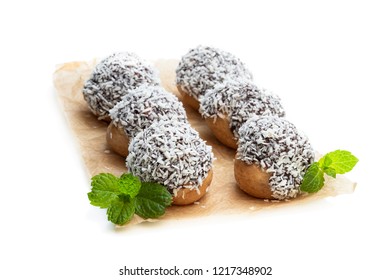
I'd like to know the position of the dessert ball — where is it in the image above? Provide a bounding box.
[200,80,285,149]
[127,120,214,205]
[235,115,314,200]
[83,52,160,120]
[176,46,252,110]
[107,85,188,157]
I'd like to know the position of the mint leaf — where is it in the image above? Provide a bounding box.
[318,155,332,169]
[323,166,336,178]
[118,173,141,198]
[322,150,359,174]
[91,173,120,191]
[300,163,325,193]
[135,182,172,219]
[107,196,135,225]
[88,173,120,208]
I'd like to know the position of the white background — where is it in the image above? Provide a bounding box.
[1,0,389,279]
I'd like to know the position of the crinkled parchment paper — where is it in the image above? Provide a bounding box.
[53,59,356,225]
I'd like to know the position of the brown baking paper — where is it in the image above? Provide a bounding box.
[53,59,356,225]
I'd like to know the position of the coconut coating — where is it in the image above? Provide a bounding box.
[126,120,214,194]
[109,85,188,139]
[176,46,253,100]
[199,80,285,139]
[236,116,314,200]
[83,52,160,119]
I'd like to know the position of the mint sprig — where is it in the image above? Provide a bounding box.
[88,173,172,225]
[300,150,358,193]
[107,197,135,225]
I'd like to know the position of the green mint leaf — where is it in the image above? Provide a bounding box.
[319,155,332,169]
[88,173,120,208]
[107,196,135,225]
[323,166,337,178]
[323,150,359,174]
[300,162,325,193]
[135,182,172,219]
[118,173,141,198]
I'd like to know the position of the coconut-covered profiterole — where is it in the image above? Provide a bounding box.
[235,115,314,200]
[176,45,253,110]
[107,85,188,157]
[83,52,160,120]
[199,80,285,149]
[126,120,214,205]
